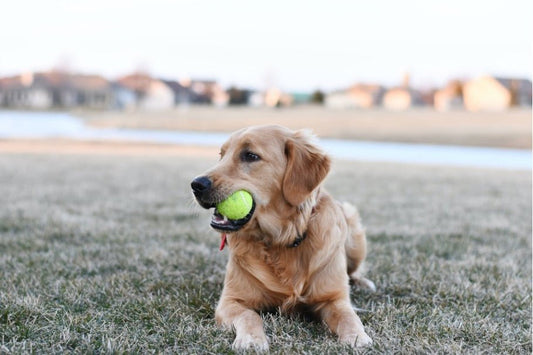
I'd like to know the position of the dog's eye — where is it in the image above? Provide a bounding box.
[240,151,261,163]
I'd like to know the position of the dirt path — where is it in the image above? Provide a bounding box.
[0,139,218,157]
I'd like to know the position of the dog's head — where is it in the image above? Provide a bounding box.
[191,125,330,234]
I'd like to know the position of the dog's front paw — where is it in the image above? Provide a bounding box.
[340,331,373,348]
[232,332,269,351]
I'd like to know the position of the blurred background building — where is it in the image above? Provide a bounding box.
[1,70,530,112]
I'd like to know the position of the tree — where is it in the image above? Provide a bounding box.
[310,90,324,104]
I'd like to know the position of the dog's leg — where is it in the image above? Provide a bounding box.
[318,298,372,347]
[215,299,269,351]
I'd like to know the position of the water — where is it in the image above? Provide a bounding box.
[321,139,531,170]
[0,110,530,170]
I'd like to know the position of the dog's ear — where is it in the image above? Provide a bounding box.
[282,130,331,207]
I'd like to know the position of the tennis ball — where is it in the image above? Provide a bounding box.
[216,190,253,220]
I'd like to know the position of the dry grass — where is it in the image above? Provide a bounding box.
[78,106,532,149]
[0,152,531,353]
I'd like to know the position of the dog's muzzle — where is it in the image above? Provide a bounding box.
[191,176,215,209]
[191,176,255,232]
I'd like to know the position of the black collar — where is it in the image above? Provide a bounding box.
[288,231,307,248]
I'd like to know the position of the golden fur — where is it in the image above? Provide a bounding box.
[192,125,374,350]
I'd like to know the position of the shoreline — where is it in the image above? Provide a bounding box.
[0,138,529,171]
[76,106,532,149]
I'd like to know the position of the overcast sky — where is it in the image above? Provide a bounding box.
[0,0,531,91]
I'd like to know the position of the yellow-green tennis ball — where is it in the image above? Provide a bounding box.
[216,190,253,220]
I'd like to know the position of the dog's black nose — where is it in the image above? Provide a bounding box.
[191,176,212,193]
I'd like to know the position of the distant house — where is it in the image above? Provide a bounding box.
[382,87,424,111]
[142,80,175,111]
[235,89,293,107]
[211,86,230,107]
[434,80,463,111]
[180,79,208,104]
[325,84,384,109]
[291,92,312,105]
[118,73,174,111]
[507,78,533,107]
[168,79,228,106]
[463,76,532,111]
[0,72,55,109]
[162,80,195,106]
[325,91,359,109]
[226,87,296,106]
[347,84,384,108]
[248,91,265,107]
[264,88,293,107]
[192,80,229,107]
[0,71,113,109]
[111,83,136,110]
[69,74,114,109]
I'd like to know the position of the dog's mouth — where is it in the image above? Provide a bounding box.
[210,201,256,232]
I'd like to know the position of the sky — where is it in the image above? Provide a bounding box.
[0,0,531,92]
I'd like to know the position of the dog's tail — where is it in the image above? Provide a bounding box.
[341,202,375,291]
[341,202,363,233]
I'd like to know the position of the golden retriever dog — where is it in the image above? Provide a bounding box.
[191,125,374,350]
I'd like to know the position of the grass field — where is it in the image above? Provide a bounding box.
[0,152,531,353]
